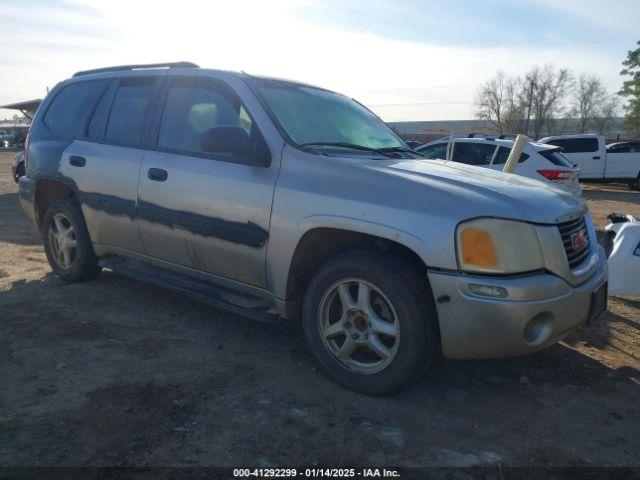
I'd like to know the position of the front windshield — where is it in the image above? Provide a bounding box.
[252,79,406,150]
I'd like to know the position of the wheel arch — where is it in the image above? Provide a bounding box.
[34,177,78,231]
[282,219,432,319]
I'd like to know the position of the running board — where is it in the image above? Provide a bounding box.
[99,257,279,324]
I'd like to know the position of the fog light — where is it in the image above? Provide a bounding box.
[468,283,508,299]
[523,312,553,345]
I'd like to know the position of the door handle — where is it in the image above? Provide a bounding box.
[69,155,86,167]
[147,168,168,182]
[593,156,601,160]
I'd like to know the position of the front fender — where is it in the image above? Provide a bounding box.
[299,214,428,261]
[267,213,433,303]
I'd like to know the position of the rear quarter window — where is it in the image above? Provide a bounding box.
[43,80,105,139]
[547,138,598,153]
[492,146,529,164]
[538,149,574,168]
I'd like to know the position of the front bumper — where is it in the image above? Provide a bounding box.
[428,246,607,359]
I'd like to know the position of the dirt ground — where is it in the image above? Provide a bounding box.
[1,151,639,469]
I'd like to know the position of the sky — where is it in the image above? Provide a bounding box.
[0,0,638,121]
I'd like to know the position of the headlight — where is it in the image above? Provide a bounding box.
[456,218,544,274]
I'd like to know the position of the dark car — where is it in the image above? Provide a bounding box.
[11,150,25,182]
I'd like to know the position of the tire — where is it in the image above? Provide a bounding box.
[630,175,640,191]
[42,198,101,282]
[302,250,439,395]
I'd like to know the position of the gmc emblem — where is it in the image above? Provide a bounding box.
[571,229,588,251]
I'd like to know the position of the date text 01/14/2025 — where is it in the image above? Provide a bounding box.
[233,468,401,478]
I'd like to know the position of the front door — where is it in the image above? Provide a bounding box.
[137,75,278,288]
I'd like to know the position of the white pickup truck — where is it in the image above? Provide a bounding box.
[538,134,640,190]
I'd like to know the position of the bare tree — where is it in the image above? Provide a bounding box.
[501,78,526,133]
[573,74,606,133]
[530,65,573,138]
[593,93,620,134]
[474,71,508,133]
[474,72,524,134]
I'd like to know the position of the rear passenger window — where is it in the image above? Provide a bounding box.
[452,143,496,166]
[548,138,598,153]
[43,80,105,139]
[492,146,529,164]
[105,78,157,146]
[87,81,117,140]
[157,82,251,155]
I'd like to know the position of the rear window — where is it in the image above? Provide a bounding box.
[539,149,574,168]
[492,146,529,165]
[547,138,598,153]
[43,80,105,138]
[104,77,157,146]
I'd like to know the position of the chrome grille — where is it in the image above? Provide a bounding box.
[557,216,590,269]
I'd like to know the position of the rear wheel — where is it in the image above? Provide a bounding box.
[630,175,640,191]
[43,199,101,282]
[302,251,439,395]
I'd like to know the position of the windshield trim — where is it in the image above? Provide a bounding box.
[243,75,407,153]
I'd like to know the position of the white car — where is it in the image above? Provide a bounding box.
[539,134,640,190]
[416,136,581,196]
[604,213,640,297]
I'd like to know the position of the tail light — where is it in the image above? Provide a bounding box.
[536,169,574,184]
[24,131,30,170]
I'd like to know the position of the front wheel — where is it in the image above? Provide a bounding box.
[302,251,439,395]
[42,199,102,282]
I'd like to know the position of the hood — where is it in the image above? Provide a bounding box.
[343,157,585,224]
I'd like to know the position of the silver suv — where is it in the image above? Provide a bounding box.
[19,62,607,394]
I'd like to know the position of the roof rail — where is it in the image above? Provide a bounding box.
[73,62,199,78]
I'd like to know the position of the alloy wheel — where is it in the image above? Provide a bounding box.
[317,278,401,375]
[48,213,78,270]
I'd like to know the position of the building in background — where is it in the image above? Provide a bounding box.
[0,99,42,148]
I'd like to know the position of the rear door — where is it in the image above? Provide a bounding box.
[604,144,640,179]
[136,74,279,288]
[61,74,163,253]
[544,137,603,178]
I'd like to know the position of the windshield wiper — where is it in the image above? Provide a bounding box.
[298,142,387,153]
[297,142,412,157]
[376,146,417,154]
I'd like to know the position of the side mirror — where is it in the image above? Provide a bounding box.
[201,126,270,167]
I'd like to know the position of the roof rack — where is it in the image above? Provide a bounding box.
[73,62,199,78]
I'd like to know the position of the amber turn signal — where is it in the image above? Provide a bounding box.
[460,228,498,268]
